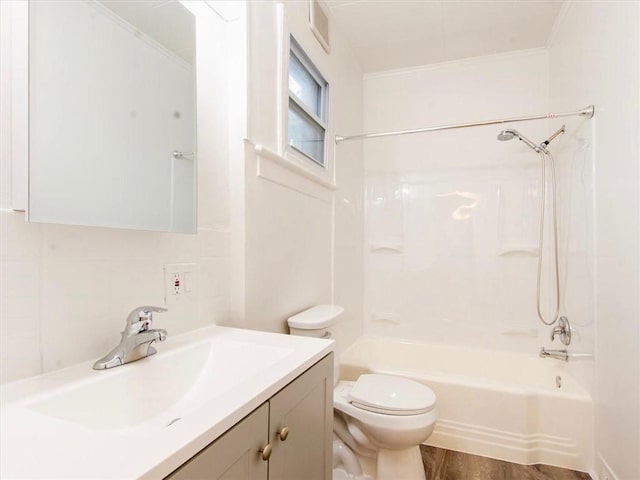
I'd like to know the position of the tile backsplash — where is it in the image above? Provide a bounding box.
[0,211,231,383]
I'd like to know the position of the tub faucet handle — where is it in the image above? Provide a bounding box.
[550,316,571,345]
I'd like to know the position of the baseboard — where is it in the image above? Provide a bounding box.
[424,418,589,472]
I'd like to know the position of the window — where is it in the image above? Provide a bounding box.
[287,38,328,167]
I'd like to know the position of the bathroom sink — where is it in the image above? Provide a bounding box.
[25,336,292,432]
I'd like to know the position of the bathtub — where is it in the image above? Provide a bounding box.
[339,337,593,473]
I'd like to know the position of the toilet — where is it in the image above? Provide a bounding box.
[288,305,438,480]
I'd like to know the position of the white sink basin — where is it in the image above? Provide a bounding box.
[25,337,292,432]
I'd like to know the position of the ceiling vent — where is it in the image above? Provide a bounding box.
[309,0,330,54]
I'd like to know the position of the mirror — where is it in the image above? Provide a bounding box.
[29,0,196,233]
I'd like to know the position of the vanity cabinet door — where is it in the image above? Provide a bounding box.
[268,353,333,480]
[167,403,269,480]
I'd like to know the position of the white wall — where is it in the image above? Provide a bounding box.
[361,50,585,357]
[549,2,640,479]
[0,2,236,383]
[232,0,363,354]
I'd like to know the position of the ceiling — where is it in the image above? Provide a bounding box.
[325,0,564,73]
[101,0,194,63]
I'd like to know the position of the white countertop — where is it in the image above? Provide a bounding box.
[0,325,334,479]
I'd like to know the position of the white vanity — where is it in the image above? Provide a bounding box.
[0,326,334,479]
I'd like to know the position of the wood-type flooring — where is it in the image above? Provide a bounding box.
[421,446,592,480]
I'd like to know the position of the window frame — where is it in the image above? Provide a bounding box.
[286,37,329,168]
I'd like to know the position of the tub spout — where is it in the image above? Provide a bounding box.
[539,347,568,361]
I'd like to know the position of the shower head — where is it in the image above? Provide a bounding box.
[497,125,566,153]
[497,129,518,141]
[496,129,540,152]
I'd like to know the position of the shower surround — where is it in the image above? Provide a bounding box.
[357,47,596,473]
[362,49,594,382]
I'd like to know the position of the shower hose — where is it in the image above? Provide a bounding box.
[536,149,560,326]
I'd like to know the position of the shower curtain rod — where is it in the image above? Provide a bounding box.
[334,105,595,144]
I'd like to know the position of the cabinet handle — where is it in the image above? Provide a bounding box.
[277,426,290,442]
[259,443,272,461]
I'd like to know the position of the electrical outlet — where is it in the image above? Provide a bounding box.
[164,263,196,306]
[172,272,184,295]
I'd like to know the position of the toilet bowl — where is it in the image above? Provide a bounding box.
[288,306,438,480]
[334,376,436,480]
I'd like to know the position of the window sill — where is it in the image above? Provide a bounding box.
[254,144,336,192]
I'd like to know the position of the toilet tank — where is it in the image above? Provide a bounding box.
[288,305,344,385]
[287,305,344,338]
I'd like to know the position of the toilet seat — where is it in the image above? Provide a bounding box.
[350,401,431,416]
[334,380,438,451]
[348,374,436,416]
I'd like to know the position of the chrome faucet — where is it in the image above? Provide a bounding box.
[93,306,168,370]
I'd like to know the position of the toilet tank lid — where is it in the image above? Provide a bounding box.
[287,305,344,329]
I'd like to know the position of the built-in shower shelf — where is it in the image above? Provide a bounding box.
[369,243,404,253]
[497,247,538,257]
[371,312,401,324]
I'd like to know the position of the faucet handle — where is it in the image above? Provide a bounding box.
[125,306,167,333]
[550,326,563,341]
[550,316,572,345]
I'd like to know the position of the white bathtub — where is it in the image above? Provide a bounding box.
[339,337,593,473]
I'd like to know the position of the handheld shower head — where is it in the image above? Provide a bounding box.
[497,129,518,141]
[497,125,565,153]
[497,129,540,152]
